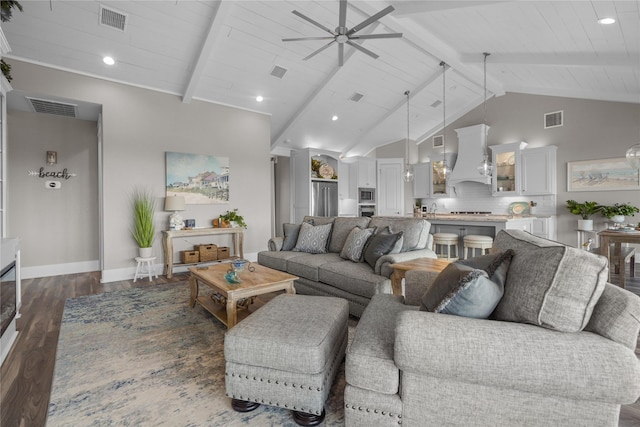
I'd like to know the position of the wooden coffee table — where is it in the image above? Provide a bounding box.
[389,257,452,295]
[188,263,298,328]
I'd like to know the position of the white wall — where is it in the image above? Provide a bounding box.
[7,111,98,271]
[7,60,272,281]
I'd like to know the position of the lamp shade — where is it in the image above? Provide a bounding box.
[164,195,185,211]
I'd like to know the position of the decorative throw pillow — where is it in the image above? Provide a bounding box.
[282,223,303,251]
[293,222,332,254]
[340,227,376,262]
[362,230,404,269]
[420,250,515,319]
[492,229,608,333]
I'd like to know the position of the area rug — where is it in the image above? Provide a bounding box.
[47,283,349,426]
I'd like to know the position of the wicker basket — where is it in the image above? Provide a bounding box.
[217,246,230,259]
[198,244,218,262]
[181,250,199,264]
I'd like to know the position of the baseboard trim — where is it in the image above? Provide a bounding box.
[21,260,101,279]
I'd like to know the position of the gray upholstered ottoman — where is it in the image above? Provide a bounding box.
[224,294,349,426]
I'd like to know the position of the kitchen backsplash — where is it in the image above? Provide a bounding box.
[417,181,557,216]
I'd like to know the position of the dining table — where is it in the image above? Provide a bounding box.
[597,229,640,282]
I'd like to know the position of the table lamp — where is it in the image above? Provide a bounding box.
[164,195,186,230]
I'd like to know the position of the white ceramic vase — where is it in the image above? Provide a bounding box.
[139,247,153,258]
[610,215,625,224]
[578,219,593,231]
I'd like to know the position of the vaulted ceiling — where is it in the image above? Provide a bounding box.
[2,1,639,157]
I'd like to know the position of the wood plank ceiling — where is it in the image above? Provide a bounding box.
[2,0,639,157]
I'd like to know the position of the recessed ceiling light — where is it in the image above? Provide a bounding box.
[103,56,115,65]
[256,95,264,102]
[331,115,338,121]
[598,17,616,25]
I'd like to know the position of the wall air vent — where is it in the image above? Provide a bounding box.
[270,65,288,79]
[349,92,364,102]
[544,110,563,129]
[100,5,127,31]
[433,135,444,148]
[26,97,78,118]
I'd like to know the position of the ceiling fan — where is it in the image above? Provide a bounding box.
[282,0,402,66]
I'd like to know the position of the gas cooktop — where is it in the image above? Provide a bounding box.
[449,211,492,215]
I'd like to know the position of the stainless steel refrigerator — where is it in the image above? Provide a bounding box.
[311,181,338,217]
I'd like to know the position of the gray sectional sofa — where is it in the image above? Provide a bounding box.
[257,216,437,317]
[344,229,640,426]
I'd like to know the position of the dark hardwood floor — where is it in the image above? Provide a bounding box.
[2,267,640,426]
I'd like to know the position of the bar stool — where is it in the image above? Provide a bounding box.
[432,233,459,260]
[134,256,158,282]
[463,235,494,259]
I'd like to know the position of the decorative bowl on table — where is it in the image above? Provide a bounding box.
[232,259,249,272]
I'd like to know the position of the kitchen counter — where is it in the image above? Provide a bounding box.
[422,214,535,239]
[423,213,537,222]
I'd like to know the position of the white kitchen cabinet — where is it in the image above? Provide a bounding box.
[532,216,557,240]
[521,146,557,196]
[505,218,533,233]
[413,162,431,199]
[376,158,404,216]
[356,157,377,188]
[491,141,527,196]
[290,148,340,223]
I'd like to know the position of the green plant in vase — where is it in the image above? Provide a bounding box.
[131,188,156,257]
[566,200,602,231]
[220,209,247,228]
[600,203,639,225]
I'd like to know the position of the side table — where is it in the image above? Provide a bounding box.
[134,256,158,282]
[390,257,452,295]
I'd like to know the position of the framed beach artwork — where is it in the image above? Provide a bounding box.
[166,151,229,204]
[567,157,640,192]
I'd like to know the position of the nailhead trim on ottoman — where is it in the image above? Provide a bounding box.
[224,294,349,423]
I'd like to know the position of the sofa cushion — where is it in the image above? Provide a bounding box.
[319,261,392,299]
[585,283,640,351]
[340,226,376,262]
[346,294,417,395]
[257,250,310,272]
[329,217,371,253]
[287,253,342,282]
[363,230,403,269]
[293,222,332,254]
[493,229,608,333]
[369,217,431,252]
[282,223,302,251]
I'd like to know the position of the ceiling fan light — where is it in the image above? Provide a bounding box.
[626,143,640,169]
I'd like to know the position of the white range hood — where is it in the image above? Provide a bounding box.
[448,124,492,187]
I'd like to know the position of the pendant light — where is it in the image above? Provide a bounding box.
[477,52,493,177]
[403,90,414,182]
[626,143,640,169]
[438,61,451,179]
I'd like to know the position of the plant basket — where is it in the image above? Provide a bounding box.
[181,250,199,264]
[198,244,218,262]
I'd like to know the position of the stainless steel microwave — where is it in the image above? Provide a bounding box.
[358,188,375,203]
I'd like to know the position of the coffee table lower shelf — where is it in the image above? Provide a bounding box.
[195,294,264,327]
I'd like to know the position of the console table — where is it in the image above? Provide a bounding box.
[162,228,244,278]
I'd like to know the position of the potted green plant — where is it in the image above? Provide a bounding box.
[131,188,156,257]
[600,203,639,225]
[566,200,602,231]
[220,209,247,228]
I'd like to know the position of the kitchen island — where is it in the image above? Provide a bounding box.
[426,213,534,238]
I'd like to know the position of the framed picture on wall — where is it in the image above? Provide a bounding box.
[567,157,640,192]
[166,152,230,204]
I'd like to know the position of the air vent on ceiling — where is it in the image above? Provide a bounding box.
[433,135,444,148]
[270,65,288,79]
[430,100,442,108]
[544,110,563,129]
[349,92,364,102]
[26,97,78,118]
[100,5,127,31]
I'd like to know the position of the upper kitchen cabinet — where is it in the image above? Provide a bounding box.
[521,146,557,196]
[491,141,528,196]
[413,162,431,199]
[352,157,376,188]
[431,153,457,198]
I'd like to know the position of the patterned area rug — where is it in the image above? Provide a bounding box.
[48,283,349,426]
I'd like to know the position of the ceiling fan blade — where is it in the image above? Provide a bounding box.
[292,10,336,35]
[346,40,379,59]
[338,0,347,28]
[339,43,344,66]
[303,40,336,61]
[282,36,335,42]
[346,5,395,36]
[350,33,403,40]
